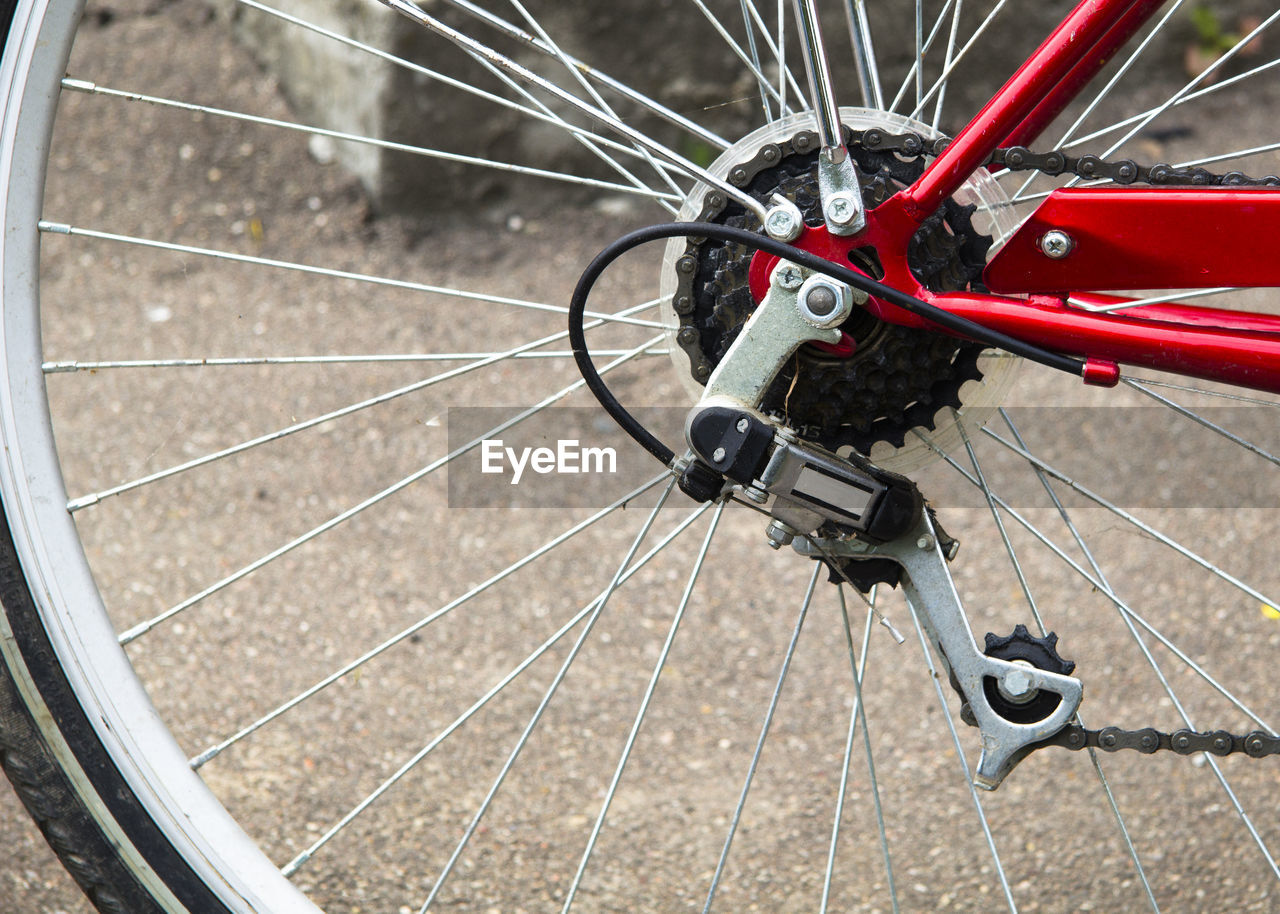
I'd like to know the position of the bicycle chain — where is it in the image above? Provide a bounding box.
[855,126,1280,186]
[850,127,1280,759]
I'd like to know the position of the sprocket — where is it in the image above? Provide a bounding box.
[674,125,994,455]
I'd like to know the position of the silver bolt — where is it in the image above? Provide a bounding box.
[802,284,838,317]
[826,191,859,226]
[916,534,935,550]
[711,447,727,463]
[765,519,796,549]
[764,197,803,242]
[1039,229,1075,259]
[775,263,804,290]
[744,484,769,504]
[735,417,750,434]
[999,665,1036,703]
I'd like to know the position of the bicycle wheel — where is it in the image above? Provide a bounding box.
[2,0,1279,911]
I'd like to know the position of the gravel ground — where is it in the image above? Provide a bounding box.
[4,3,1280,914]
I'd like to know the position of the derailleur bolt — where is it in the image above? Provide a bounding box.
[765,519,798,549]
[916,533,935,550]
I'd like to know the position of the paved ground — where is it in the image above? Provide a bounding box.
[4,3,1280,914]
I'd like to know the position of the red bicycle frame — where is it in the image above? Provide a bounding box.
[826,0,1280,393]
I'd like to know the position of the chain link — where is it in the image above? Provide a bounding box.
[853,126,1280,187]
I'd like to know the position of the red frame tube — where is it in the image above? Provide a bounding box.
[836,0,1280,393]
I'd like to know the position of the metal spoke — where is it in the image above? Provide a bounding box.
[962,414,1159,911]
[117,338,662,643]
[821,585,898,914]
[375,0,769,221]
[38,221,665,330]
[434,0,730,150]
[1065,288,1241,313]
[930,0,964,131]
[885,0,957,115]
[559,500,728,913]
[980,426,1280,612]
[60,78,682,202]
[905,599,1017,911]
[914,427,1276,733]
[736,0,811,114]
[279,491,709,881]
[690,0,796,117]
[190,473,672,769]
[45,349,668,372]
[1126,378,1280,408]
[907,0,1012,122]
[1063,12,1280,184]
[740,0,775,121]
[235,0,689,177]
[65,308,660,512]
[417,485,703,912]
[701,563,820,914]
[1122,379,1280,470]
[505,0,685,200]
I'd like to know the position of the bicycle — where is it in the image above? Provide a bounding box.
[1,0,1279,911]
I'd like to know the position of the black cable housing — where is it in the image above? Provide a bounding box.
[568,221,1085,468]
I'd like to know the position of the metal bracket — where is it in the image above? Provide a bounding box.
[794,510,1083,790]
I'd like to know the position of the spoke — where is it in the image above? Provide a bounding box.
[64,308,660,511]
[190,473,672,769]
[279,492,709,881]
[904,599,1017,911]
[885,0,957,115]
[980,426,1280,612]
[559,500,728,913]
[740,0,774,121]
[1122,379,1280,470]
[1064,12,1280,183]
[375,0,769,221]
[690,0,796,117]
[842,0,884,111]
[60,79,679,202]
[930,0,964,131]
[914,427,1277,733]
[969,414,1160,911]
[504,0,685,200]
[38,222,665,330]
[701,563,820,914]
[434,0,730,150]
[1065,288,1241,313]
[236,0,691,175]
[418,484,699,912]
[821,586,898,914]
[1126,378,1280,407]
[1063,56,1280,153]
[117,338,662,643]
[738,0,810,111]
[45,349,668,372]
[907,0,1011,122]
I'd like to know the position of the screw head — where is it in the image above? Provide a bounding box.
[711,447,727,463]
[1039,229,1075,259]
[764,206,801,242]
[774,263,804,290]
[916,534,935,550]
[826,192,859,226]
[735,417,749,434]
